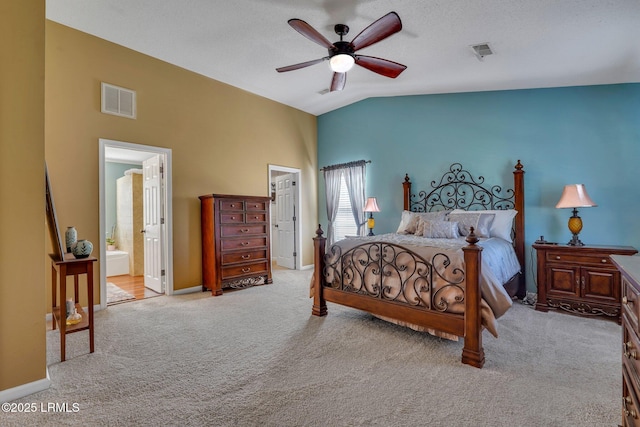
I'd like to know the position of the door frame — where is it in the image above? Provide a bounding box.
[99,138,174,309]
[268,164,302,270]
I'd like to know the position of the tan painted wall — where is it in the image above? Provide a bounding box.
[45,21,317,307]
[0,2,47,391]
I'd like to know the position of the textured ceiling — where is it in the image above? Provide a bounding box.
[46,0,640,116]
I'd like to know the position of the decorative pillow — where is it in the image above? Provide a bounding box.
[420,219,460,239]
[447,212,495,238]
[399,211,448,234]
[450,209,517,242]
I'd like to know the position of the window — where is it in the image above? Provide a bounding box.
[334,175,358,240]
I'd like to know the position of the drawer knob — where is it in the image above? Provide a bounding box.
[242,267,251,273]
[254,216,260,219]
[231,216,236,220]
[241,254,251,260]
[240,229,249,233]
[601,259,607,263]
[555,256,561,260]
[624,396,637,418]
[241,242,250,246]
[624,342,637,360]
[623,296,629,305]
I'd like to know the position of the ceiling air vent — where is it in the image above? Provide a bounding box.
[101,82,136,119]
[470,43,493,61]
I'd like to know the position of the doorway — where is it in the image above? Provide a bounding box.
[99,139,174,309]
[268,165,302,270]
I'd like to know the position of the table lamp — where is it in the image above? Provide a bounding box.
[363,197,380,236]
[555,184,597,246]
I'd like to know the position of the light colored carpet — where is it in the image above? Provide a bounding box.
[5,269,621,426]
[106,282,135,305]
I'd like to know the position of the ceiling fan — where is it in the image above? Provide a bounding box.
[276,11,407,92]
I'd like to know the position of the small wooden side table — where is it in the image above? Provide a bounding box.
[50,253,97,361]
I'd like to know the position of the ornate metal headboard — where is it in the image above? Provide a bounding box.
[404,163,516,212]
[402,161,526,299]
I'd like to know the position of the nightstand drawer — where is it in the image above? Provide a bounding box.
[546,251,614,267]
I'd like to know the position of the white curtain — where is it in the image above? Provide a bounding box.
[323,168,343,246]
[343,163,366,236]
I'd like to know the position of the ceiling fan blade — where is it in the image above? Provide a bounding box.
[276,57,328,73]
[288,19,334,49]
[350,12,402,52]
[355,55,407,78]
[330,72,346,92]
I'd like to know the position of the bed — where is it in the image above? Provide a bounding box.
[311,161,525,368]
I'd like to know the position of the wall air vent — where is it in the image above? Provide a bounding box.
[470,43,493,61]
[101,82,136,119]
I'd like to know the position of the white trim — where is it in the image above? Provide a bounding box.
[99,139,174,310]
[172,285,202,295]
[0,369,50,403]
[268,164,303,270]
[300,264,314,270]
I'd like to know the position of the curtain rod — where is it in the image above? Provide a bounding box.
[319,160,371,171]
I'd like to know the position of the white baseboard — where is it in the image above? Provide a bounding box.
[0,368,50,403]
[172,285,202,295]
[300,264,314,270]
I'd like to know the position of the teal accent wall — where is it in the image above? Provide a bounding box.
[105,162,140,240]
[318,83,640,291]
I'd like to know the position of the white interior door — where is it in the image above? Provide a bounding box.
[276,174,295,269]
[142,155,163,293]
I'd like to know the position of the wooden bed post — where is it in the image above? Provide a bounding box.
[403,174,411,211]
[513,160,526,299]
[312,225,328,316]
[461,229,485,368]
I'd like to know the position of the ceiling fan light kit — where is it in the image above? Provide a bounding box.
[276,11,407,92]
[329,54,355,72]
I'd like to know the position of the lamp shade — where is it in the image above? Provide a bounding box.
[555,184,597,209]
[364,197,380,212]
[330,54,355,73]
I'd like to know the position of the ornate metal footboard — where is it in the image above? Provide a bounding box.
[312,225,485,368]
[323,241,465,312]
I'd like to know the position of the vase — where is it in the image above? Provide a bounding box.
[72,239,93,259]
[65,226,77,253]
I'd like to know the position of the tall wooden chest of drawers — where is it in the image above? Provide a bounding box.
[611,255,640,427]
[199,194,272,296]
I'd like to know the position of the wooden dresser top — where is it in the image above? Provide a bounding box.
[611,255,640,283]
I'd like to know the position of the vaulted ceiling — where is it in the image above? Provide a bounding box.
[46,0,640,116]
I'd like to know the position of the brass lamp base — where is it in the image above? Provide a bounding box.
[567,208,584,246]
[367,214,375,236]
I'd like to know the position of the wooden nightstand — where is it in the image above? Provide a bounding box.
[533,243,637,322]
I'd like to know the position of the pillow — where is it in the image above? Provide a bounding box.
[450,209,517,242]
[398,210,448,234]
[396,211,447,234]
[447,212,495,238]
[420,219,460,239]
